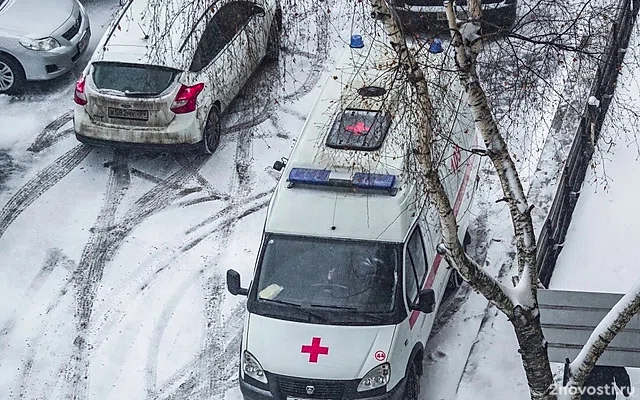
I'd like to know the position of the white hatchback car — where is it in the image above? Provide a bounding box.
[73,0,281,154]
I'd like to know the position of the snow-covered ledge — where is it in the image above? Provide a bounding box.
[526,56,599,240]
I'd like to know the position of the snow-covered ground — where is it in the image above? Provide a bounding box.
[445,12,640,400]
[0,0,352,398]
[2,0,638,399]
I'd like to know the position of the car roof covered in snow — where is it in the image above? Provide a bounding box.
[264,28,465,243]
[90,0,211,70]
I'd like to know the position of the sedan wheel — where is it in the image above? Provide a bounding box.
[0,61,15,92]
[0,55,25,95]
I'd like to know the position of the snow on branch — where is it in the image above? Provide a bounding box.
[437,243,515,313]
[567,280,640,389]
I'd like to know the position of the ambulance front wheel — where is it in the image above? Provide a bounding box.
[403,359,420,400]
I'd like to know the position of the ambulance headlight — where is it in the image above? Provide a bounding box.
[242,350,268,384]
[357,363,390,392]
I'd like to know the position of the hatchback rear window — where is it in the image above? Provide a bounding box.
[92,62,180,96]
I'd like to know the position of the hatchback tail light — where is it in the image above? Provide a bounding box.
[171,83,205,114]
[74,75,87,106]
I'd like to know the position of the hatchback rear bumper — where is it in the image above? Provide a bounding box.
[75,133,203,152]
[73,106,203,149]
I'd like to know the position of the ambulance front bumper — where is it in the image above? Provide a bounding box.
[239,372,406,400]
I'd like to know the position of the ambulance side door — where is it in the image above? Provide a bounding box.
[404,225,432,346]
[420,205,449,303]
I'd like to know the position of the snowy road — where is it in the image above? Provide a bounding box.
[0,0,350,398]
[0,0,612,399]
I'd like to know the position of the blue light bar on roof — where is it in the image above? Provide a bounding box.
[288,168,331,185]
[352,173,396,190]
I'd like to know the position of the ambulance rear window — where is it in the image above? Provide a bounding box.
[325,109,391,151]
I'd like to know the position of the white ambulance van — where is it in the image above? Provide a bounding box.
[226,27,480,400]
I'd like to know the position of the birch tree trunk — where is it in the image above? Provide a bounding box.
[442,2,557,398]
[368,0,515,316]
[367,0,640,399]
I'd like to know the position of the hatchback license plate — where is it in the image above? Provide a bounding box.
[108,107,149,121]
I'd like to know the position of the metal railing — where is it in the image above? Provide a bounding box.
[536,0,640,287]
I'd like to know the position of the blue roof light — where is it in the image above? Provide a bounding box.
[350,34,364,48]
[288,168,331,185]
[429,38,443,54]
[286,168,397,195]
[352,173,396,190]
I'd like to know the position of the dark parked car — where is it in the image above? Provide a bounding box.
[390,0,517,33]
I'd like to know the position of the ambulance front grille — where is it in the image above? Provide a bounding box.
[277,376,345,399]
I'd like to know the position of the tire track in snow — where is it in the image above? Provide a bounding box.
[91,189,271,354]
[234,128,254,197]
[0,144,91,239]
[12,250,75,400]
[59,153,220,398]
[27,110,74,153]
[185,189,273,235]
[173,153,229,200]
[138,195,271,398]
[66,153,217,398]
[194,268,227,399]
[119,154,210,229]
[88,195,253,349]
[153,197,269,399]
[155,120,259,397]
[281,10,329,102]
[153,302,246,400]
[143,266,215,399]
[67,150,131,400]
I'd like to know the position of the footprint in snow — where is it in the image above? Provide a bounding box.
[428,351,447,361]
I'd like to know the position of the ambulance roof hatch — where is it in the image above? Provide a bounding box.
[325,108,391,151]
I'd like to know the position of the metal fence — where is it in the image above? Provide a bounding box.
[536,0,640,287]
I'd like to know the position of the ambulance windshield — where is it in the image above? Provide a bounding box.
[253,234,400,316]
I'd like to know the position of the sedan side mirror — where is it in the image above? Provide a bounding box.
[227,269,248,296]
[410,289,436,314]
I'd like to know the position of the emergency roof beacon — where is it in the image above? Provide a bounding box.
[227,26,481,400]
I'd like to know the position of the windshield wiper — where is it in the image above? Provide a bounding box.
[261,298,328,322]
[309,304,357,311]
[261,297,302,308]
[310,304,387,323]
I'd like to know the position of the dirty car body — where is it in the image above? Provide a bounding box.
[73,0,281,153]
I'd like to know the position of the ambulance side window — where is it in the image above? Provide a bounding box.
[405,227,428,303]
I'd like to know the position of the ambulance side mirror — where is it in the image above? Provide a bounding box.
[411,289,436,314]
[227,269,248,296]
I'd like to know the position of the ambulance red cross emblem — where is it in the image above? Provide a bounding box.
[301,337,329,363]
